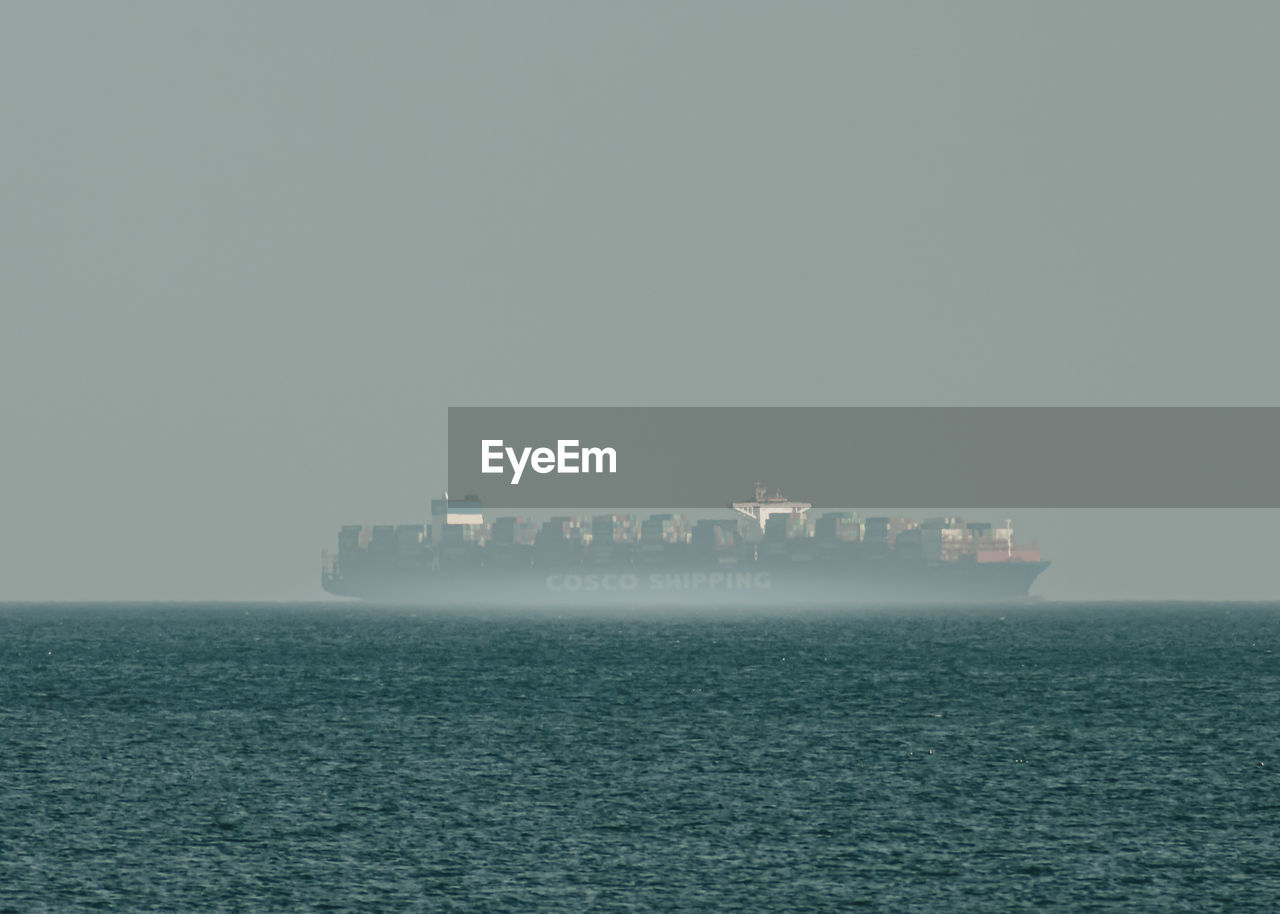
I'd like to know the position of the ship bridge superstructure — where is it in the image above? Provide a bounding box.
[730,483,811,534]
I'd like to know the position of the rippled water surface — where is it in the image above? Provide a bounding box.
[3,603,1280,911]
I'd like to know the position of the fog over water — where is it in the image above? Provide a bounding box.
[3,4,1279,601]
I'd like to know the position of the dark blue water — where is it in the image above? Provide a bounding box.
[3,603,1279,911]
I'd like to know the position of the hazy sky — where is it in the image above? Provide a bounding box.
[3,3,1278,601]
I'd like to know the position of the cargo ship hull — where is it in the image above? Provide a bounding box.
[321,559,1049,607]
[323,488,1050,606]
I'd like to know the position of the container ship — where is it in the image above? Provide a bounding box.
[320,484,1048,606]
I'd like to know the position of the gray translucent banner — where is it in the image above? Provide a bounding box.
[448,407,1280,509]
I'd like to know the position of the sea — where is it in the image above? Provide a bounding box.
[2,602,1278,912]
